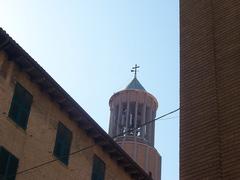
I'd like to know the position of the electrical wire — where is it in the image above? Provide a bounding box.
[2,108,179,179]
[112,108,179,139]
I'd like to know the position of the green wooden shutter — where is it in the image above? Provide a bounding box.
[0,147,19,180]
[8,83,33,129]
[91,156,105,180]
[61,128,72,165]
[0,147,9,178]
[6,155,19,180]
[53,123,72,165]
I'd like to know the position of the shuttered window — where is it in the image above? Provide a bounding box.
[8,83,33,130]
[91,155,105,180]
[0,146,19,180]
[53,122,72,165]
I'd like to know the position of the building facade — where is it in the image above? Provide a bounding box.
[181,1,240,179]
[0,28,151,180]
[108,75,161,180]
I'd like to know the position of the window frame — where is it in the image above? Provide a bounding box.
[53,122,72,166]
[0,146,19,180]
[8,82,33,130]
[91,155,106,180]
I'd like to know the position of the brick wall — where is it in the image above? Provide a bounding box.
[0,50,132,180]
[181,1,240,179]
[118,141,161,180]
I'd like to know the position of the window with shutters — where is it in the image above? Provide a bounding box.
[0,146,19,180]
[8,83,33,130]
[91,155,105,180]
[53,122,72,165]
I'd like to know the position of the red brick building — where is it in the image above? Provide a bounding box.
[181,1,240,179]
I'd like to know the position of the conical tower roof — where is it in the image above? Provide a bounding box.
[125,77,146,91]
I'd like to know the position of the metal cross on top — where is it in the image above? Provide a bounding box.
[131,64,140,78]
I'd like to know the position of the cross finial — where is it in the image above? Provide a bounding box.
[131,64,140,78]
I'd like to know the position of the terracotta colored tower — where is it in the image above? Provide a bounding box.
[108,65,161,180]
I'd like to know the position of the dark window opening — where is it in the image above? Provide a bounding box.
[0,146,19,180]
[120,102,127,136]
[128,102,136,135]
[53,122,72,165]
[8,83,33,130]
[136,104,143,137]
[91,155,105,180]
[114,105,119,136]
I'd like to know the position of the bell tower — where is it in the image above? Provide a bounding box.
[108,65,161,180]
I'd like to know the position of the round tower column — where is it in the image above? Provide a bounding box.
[108,76,161,180]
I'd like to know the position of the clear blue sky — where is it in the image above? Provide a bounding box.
[1,1,179,179]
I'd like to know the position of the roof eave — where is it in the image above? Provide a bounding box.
[0,28,151,180]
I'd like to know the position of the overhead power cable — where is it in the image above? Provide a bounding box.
[3,108,179,179]
[112,108,179,139]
